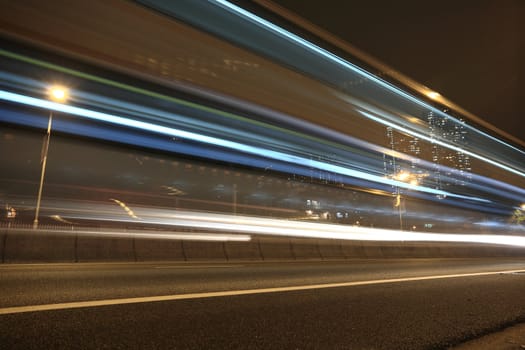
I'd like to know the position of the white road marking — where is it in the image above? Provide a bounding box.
[1,269,523,315]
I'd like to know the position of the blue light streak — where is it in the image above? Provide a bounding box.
[1,89,476,200]
[211,0,525,163]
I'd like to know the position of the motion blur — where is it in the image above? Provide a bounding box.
[0,0,524,249]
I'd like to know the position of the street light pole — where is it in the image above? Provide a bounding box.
[33,111,53,229]
[395,189,403,231]
[393,170,420,231]
[33,85,68,229]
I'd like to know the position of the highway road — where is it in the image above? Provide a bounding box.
[2,258,525,349]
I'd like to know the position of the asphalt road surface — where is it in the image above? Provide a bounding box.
[2,258,525,349]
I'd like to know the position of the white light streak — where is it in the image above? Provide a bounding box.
[23,227,251,242]
[61,204,525,248]
[212,0,525,158]
[82,230,251,242]
[0,90,473,200]
[357,109,525,179]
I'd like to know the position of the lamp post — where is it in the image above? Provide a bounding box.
[33,86,68,229]
[394,188,403,231]
[392,170,419,231]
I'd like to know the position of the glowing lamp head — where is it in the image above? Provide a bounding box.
[48,85,69,102]
[520,203,525,211]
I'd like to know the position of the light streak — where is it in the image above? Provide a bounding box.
[60,205,525,248]
[74,230,251,242]
[211,0,525,158]
[50,215,74,225]
[170,212,525,247]
[1,53,523,202]
[110,198,139,219]
[357,109,525,179]
[1,89,478,200]
[5,222,251,242]
[0,49,353,155]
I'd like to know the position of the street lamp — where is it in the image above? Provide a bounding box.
[392,170,420,230]
[33,85,68,229]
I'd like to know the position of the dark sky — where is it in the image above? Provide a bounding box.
[271,0,524,143]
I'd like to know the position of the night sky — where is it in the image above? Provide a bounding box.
[271,0,523,143]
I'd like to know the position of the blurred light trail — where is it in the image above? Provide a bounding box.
[0,48,342,157]
[252,0,525,151]
[143,0,523,182]
[110,198,139,219]
[210,0,525,158]
[50,215,74,225]
[55,203,525,248]
[1,227,251,242]
[71,230,251,242]
[0,61,385,178]
[1,51,523,208]
[355,108,525,179]
[0,50,452,175]
[1,89,480,201]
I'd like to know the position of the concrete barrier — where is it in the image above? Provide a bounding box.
[379,244,418,258]
[290,238,322,260]
[341,241,368,258]
[1,227,523,263]
[1,228,6,263]
[135,238,185,261]
[318,239,346,259]
[182,241,227,261]
[224,240,263,261]
[76,235,135,262]
[258,237,295,260]
[2,229,76,263]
